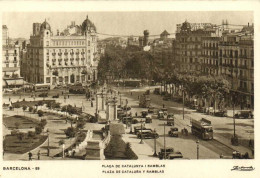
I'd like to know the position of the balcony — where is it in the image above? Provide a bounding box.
[52,53,56,56]
[64,52,68,55]
[81,52,85,55]
[70,52,74,55]
[58,53,62,56]
[76,52,79,55]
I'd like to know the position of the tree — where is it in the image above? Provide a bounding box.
[27,131,36,138]
[29,106,33,112]
[39,119,47,128]
[22,105,27,111]
[17,132,26,141]
[22,105,27,116]
[76,120,85,130]
[14,122,20,129]
[37,110,44,117]
[35,125,43,135]
[11,129,19,136]
[64,127,77,138]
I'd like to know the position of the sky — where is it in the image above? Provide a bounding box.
[2,11,253,39]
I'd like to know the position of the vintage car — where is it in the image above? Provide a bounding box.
[234,110,253,119]
[214,110,227,117]
[134,125,150,135]
[122,117,133,124]
[168,127,178,137]
[148,107,155,113]
[141,110,148,118]
[167,113,175,126]
[137,130,159,139]
[158,147,183,159]
[145,115,152,123]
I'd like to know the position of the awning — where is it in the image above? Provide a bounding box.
[5,79,24,86]
[2,67,20,72]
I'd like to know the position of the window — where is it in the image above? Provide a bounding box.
[47,41,49,46]
[6,64,9,67]
[14,64,17,67]
[46,77,50,83]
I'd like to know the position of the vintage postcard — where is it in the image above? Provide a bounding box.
[0,1,259,178]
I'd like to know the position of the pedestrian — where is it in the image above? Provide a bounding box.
[163,104,165,108]
[28,151,32,161]
[131,92,132,96]
[62,91,64,95]
[37,150,41,160]
[91,101,93,107]
[68,95,70,98]
[135,112,138,117]
[9,97,11,102]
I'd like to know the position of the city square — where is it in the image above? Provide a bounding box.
[2,11,254,161]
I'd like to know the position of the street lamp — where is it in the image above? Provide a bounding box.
[139,119,144,144]
[153,129,158,157]
[182,89,185,120]
[164,122,166,159]
[129,121,133,134]
[47,129,50,156]
[196,140,199,159]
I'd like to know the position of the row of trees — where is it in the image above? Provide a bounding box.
[98,44,247,110]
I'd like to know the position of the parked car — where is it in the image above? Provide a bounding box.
[214,110,227,117]
[38,93,48,97]
[167,113,175,126]
[122,106,131,111]
[153,88,160,95]
[168,127,178,137]
[158,147,183,159]
[137,130,159,139]
[234,110,253,119]
[141,110,148,118]
[52,94,59,98]
[145,115,152,123]
[148,107,155,113]
[134,125,150,134]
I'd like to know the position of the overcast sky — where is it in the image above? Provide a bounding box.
[3,11,253,39]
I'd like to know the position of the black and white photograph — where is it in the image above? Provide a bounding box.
[0,1,259,178]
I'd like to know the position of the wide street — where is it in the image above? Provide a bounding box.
[115,85,254,159]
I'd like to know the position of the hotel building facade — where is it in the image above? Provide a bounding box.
[21,16,98,86]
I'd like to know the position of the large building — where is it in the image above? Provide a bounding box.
[201,36,220,75]
[173,21,216,73]
[21,16,98,86]
[173,20,254,109]
[2,25,24,88]
[2,25,9,46]
[218,24,254,109]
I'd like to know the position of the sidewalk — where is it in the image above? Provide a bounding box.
[122,127,158,160]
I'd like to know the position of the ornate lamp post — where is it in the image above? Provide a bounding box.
[139,119,144,144]
[47,129,50,156]
[153,129,158,157]
[196,140,199,159]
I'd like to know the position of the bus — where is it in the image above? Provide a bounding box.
[33,84,51,92]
